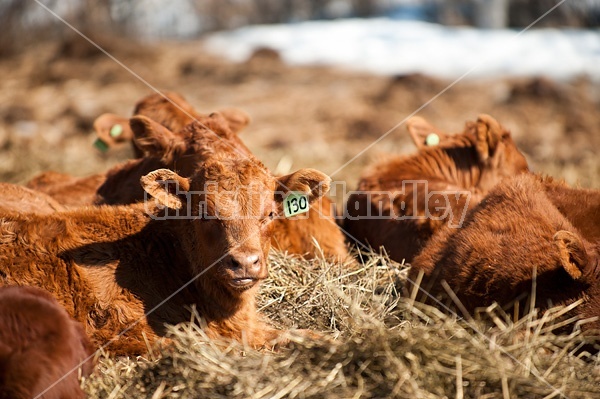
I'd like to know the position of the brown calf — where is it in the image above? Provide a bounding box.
[25,171,105,208]
[540,176,600,244]
[26,91,250,205]
[409,173,600,332]
[98,92,345,260]
[344,114,529,263]
[408,118,600,244]
[99,113,347,260]
[0,286,94,399]
[27,92,347,260]
[94,91,250,156]
[1,127,331,355]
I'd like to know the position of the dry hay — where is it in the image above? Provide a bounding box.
[83,251,600,399]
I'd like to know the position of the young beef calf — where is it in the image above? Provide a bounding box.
[410,174,600,332]
[2,122,331,355]
[93,91,250,157]
[0,286,94,399]
[345,114,529,263]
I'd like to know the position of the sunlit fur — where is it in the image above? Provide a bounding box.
[1,136,329,355]
[0,182,65,214]
[540,175,600,243]
[344,114,529,263]
[410,173,600,332]
[25,91,346,261]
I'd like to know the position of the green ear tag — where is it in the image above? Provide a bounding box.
[93,138,109,152]
[109,124,123,137]
[425,133,440,146]
[283,192,310,218]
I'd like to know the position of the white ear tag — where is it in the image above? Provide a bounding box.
[110,124,124,137]
[425,133,440,146]
[283,192,310,217]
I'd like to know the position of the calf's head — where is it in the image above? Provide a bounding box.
[140,160,330,297]
[93,91,250,155]
[129,114,252,174]
[411,174,600,326]
[132,91,250,134]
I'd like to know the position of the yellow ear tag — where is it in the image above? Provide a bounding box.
[283,192,310,217]
[110,124,123,137]
[93,138,109,152]
[425,133,440,146]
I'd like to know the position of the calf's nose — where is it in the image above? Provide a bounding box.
[230,253,262,276]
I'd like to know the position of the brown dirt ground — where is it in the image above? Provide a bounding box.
[1,34,598,212]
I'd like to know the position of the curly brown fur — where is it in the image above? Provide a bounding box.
[345,114,528,263]
[538,175,600,243]
[410,174,600,331]
[1,145,330,355]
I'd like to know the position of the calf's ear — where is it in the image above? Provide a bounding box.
[140,169,190,210]
[94,113,133,144]
[554,230,589,280]
[217,108,251,134]
[475,114,504,163]
[130,115,182,157]
[406,116,446,149]
[276,169,331,204]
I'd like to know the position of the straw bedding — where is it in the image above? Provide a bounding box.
[83,251,600,398]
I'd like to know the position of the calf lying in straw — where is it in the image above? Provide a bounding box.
[345,114,529,263]
[0,285,94,399]
[410,173,600,332]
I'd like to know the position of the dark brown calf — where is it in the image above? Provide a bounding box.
[344,114,529,263]
[0,286,94,399]
[409,174,600,332]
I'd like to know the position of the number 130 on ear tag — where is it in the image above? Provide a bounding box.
[284,192,310,218]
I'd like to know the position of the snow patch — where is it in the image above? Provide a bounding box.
[205,19,600,80]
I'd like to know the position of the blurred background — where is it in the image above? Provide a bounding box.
[0,0,599,205]
[3,0,599,44]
